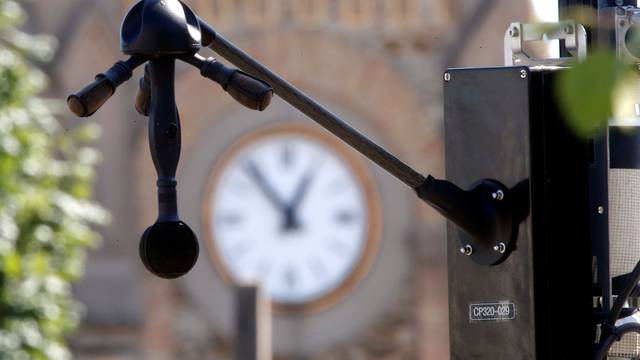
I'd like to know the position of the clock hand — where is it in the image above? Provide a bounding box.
[284,159,322,230]
[282,173,312,231]
[289,168,316,211]
[244,160,288,212]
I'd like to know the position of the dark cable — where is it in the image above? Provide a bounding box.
[607,260,640,329]
[594,323,640,360]
[593,260,640,360]
[197,17,427,189]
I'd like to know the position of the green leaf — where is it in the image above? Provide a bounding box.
[4,251,21,277]
[556,52,633,138]
[0,0,106,356]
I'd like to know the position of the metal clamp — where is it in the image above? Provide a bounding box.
[504,21,587,66]
[615,6,640,63]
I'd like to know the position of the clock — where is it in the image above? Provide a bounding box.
[203,122,382,312]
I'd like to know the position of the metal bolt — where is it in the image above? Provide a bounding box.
[597,206,605,215]
[164,123,178,139]
[509,27,520,38]
[460,245,473,256]
[492,190,505,201]
[444,73,451,82]
[165,123,178,139]
[520,69,527,79]
[493,242,507,254]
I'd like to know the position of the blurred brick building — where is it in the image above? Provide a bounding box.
[26,0,532,358]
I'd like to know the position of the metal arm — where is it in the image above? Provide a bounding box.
[68,0,529,276]
[197,17,523,266]
[147,58,181,223]
[198,18,426,190]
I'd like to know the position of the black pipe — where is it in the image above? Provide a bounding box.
[197,18,522,264]
[198,18,426,190]
[594,323,640,360]
[148,58,181,222]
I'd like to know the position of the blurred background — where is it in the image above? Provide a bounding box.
[5,0,556,359]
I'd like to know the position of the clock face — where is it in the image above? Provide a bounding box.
[203,123,381,311]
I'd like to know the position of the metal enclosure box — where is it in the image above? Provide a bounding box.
[444,67,596,360]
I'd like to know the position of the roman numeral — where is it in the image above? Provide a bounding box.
[335,210,358,224]
[218,213,243,226]
[281,143,294,168]
[284,266,298,290]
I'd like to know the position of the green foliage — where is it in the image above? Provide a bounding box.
[556,52,635,138]
[553,6,640,138]
[0,1,108,359]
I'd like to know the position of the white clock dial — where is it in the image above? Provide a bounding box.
[204,124,380,309]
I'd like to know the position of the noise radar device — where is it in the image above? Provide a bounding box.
[69,0,528,281]
[68,0,274,278]
[445,66,600,360]
[67,0,640,359]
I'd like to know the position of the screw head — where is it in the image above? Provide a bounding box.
[492,190,505,201]
[493,242,507,254]
[460,245,473,256]
[597,206,605,215]
[444,73,451,82]
[509,27,520,38]
[520,69,527,79]
[165,123,178,139]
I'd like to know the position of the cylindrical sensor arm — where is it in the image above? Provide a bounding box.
[196,19,528,267]
[68,56,145,117]
[180,53,273,111]
[198,18,426,189]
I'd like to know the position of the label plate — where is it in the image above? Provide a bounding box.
[469,302,516,322]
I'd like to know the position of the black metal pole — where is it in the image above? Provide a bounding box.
[148,58,181,223]
[198,18,426,190]
[558,0,614,346]
[196,16,525,266]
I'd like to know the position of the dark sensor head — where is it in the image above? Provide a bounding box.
[139,221,199,279]
[121,0,202,56]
